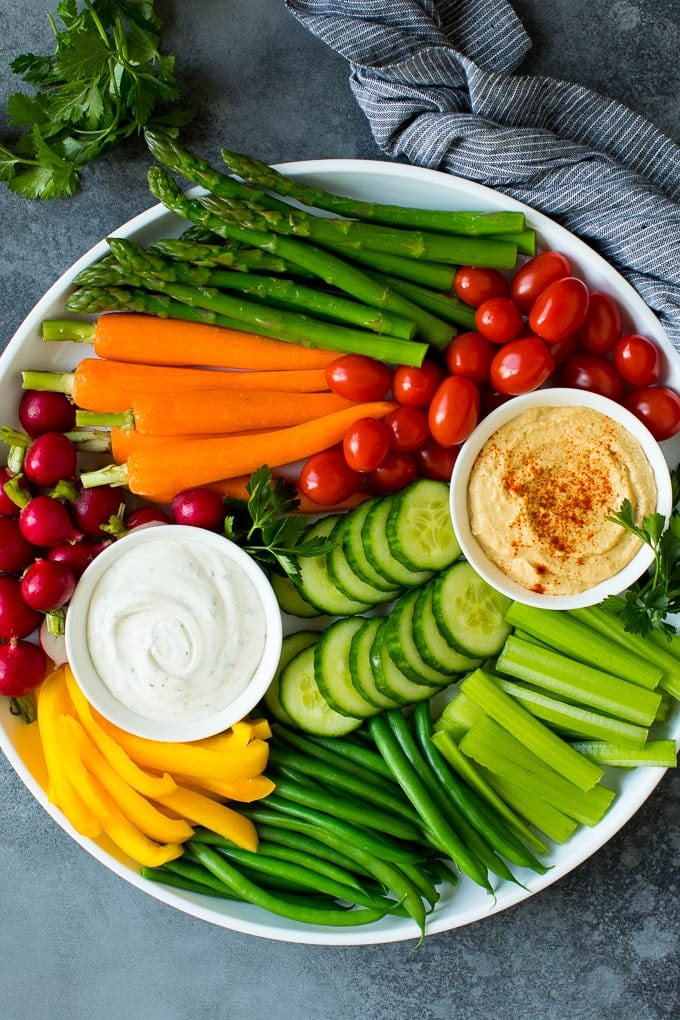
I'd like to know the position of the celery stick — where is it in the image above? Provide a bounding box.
[496,635,661,726]
[496,677,650,747]
[570,739,678,768]
[483,771,578,844]
[570,606,680,701]
[460,717,615,826]
[460,669,604,791]
[431,730,549,855]
[505,603,662,690]
[433,690,484,740]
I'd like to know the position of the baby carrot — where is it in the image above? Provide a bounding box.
[43,313,340,369]
[82,400,397,502]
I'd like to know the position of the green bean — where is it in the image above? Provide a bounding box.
[141,863,237,899]
[190,843,391,928]
[413,702,548,875]
[268,744,422,827]
[368,713,493,894]
[250,842,367,895]
[269,773,425,843]
[302,731,397,781]
[273,724,400,792]
[385,709,516,886]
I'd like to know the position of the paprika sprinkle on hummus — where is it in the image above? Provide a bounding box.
[467,405,658,596]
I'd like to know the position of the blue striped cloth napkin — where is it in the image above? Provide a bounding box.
[285,0,680,350]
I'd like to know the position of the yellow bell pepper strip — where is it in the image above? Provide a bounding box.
[170,774,276,803]
[248,719,273,741]
[67,715,195,845]
[64,665,176,798]
[96,715,271,781]
[193,718,272,751]
[153,785,259,852]
[37,668,101,839]
[56,715,184,867]
[13,720,49,792]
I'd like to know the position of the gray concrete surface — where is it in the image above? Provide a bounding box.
[1,2,679,1017]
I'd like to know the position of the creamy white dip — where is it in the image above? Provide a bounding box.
[85,536,267,722]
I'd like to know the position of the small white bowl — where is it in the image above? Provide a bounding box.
[65,525,283,742]
[449,388,672,610]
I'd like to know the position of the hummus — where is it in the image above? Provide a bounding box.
[467,405,658,596]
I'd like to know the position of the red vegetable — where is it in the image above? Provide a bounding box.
[0,468,30,517]
[528,277,589,342]
[474,297,524,345]
[613,334,661,387]
[21,559,76,612]
[71,484,125,538]
[171,488,226,531]
[47,538,108,578]
[490,336,555,395]
[392,361,443,407]
[23,432,77,488]
[454,266,508,308]
[343,417,391,473]
[428,376,480,447]
[624,386,680,441]
[299,447,361,505]
[19,496,82,547]
[384,406,430,453]
[414,438,459,482]
[576,291,622,355]
[445,331,495,385]
[19,390,75,437]
[125,507,172,530]
[326,354,392,402]
[368,451,417,493]
[0,638,47,696]
[510,251,572,313]
[0,517,37,574]
[558,351,626,401]
[0,576,42,639]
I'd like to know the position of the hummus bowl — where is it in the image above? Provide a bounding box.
[450,388,673,610]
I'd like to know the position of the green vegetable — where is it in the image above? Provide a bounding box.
[1,1,193,199]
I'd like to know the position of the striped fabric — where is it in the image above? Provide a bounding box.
[285,0,680,349]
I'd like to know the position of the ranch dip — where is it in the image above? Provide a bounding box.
[85,535,268,722]
[467,405,658,596]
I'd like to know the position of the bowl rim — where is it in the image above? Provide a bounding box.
[64,524,283,742]
[449,387,672,610]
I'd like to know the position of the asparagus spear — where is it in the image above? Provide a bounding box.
[146,131,517,268]
[64,284,428,367]
[148,239,295,273]
[220,147,527,237]
[82,238,418,340]
[147,168,455,349]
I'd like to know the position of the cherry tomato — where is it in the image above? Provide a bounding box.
[392,361,444,407]
[479,386,513,417]
[489,336,555,395]
[548,334,579,366]
[474,297,524,344]
[576,291,622,354]
[428,376,480,447]
[298,447,361,506]
[367,451,417,493]
[613,333,661,387]
[558,351,626,401]
[510,250,572,312]
[384,406,430,452]
[445,331,495,385]
[624,386,680,441]
[528,277,590,343]
[343,417,391,472]
[453,266,509,308]
[325,354,392,402]
[414,438,459,482]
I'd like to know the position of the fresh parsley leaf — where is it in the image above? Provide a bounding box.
[2,0,193,199]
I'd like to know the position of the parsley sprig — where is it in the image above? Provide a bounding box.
[1,0,194,199]
[223,466,335,580]
[604,468,680,637]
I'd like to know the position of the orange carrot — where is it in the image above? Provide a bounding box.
[89,314,339,370]
[119,401,397,502]
[111,429,270,463]
[123,389,358,436]
[70,358,330,412]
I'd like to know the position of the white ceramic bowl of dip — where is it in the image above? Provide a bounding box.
[449,388,672,610]
[65,524,283,741]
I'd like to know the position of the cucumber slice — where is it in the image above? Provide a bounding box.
[413,584,482,675]
[294,515,372,616]
[432,560,512,658]
[341,498,403,593]
[327,515,399,606]
[370,626,439,705]
[263,630,320,725]
[279,644,362,736]
[270,571,320,618]
[386,479,461,571]
[383,589,452,687]
[314,617,380,719]
[361,499,433,588]
[349,616,402,711]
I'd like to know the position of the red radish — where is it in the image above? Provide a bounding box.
[39,617,68,667]
[125,506,172,530]
[19,496,82,547]
[0,468,30,517]
[171,488,225,531]
[0,576,42,639]
[21,559,76,612]
[47,538,108,578]
[19,390,76,437]
[71,484,125,538]
[0,517,37,573]
[0,638,47,696]
[23,432,77,488]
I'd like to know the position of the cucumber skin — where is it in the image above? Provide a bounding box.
[385,479,461,572]
[279,644,362,737]
[264,630,320,725]
[314,617,379,719]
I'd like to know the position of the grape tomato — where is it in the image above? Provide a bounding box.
[490,337,555,396]
[576,291,622,354]
[558,351,626,401]
[454,266,509,307]
[614,334,661,387]
[474,297,524,344]
[414,438,459,482]
[368,451,417,493]
[343,417,391,472]
[528,277,590,343]
[445,331,495,384]
[624,386,680,441]
[428,376,480,447]
[392,361,444,407]
[326,354,392,402]
[510,251,572,312]
[299,447,362,505]
[385,406,430,452]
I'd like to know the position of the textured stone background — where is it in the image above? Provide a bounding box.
[1,3,679,1018]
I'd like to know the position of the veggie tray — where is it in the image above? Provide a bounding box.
[1,158,679,945]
